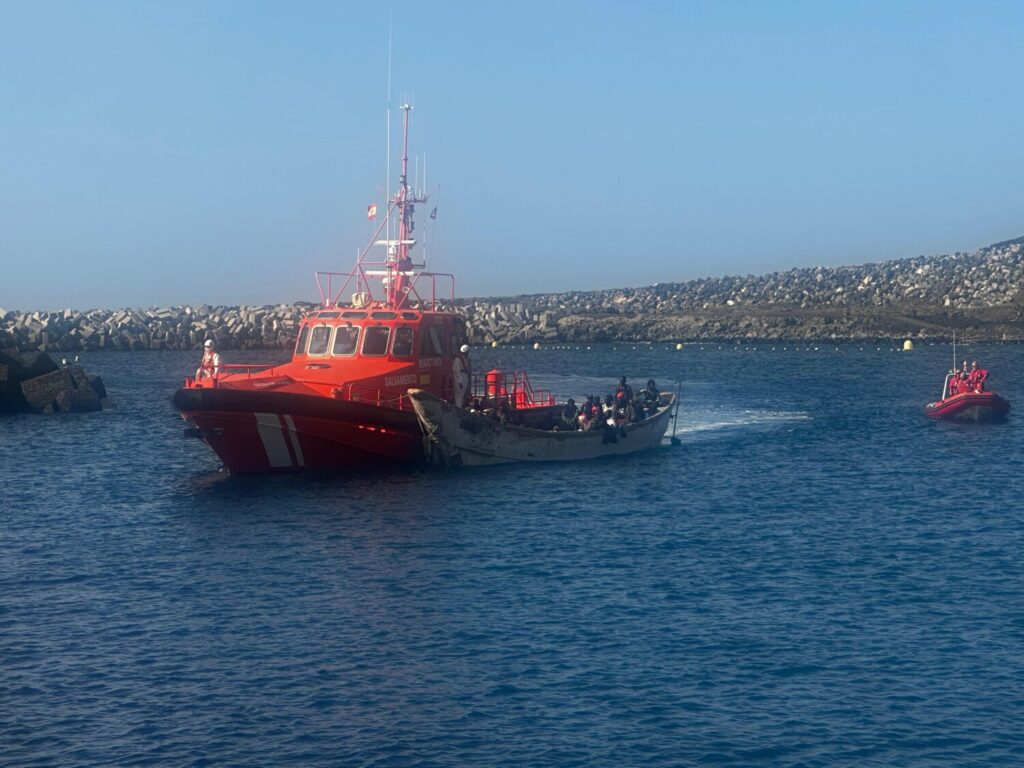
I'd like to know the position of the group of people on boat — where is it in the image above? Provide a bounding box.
[946,360,988,398]
[556,377,662,432]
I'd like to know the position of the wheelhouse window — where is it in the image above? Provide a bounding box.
[392,325,415,358]
[308,325,331,356]
[362,326,391,356]
[332,325,359,356]
[294,325,310,356]
[422,324,448,356]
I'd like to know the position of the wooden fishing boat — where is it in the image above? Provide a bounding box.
[409,389,676,467]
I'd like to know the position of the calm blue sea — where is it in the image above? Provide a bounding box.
[3,343,1023,767]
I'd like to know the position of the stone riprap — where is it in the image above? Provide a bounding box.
[2,236,1023,350]
[457,236,1024,344]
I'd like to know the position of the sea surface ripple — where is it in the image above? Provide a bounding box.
[2,344,1023,767]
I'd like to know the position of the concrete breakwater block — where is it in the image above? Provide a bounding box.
[1,349,59,412]
[0,303,309,354]
[20,367,105,414]
[0,349,107,414]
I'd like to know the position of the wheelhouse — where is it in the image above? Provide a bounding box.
[292,309,466,363]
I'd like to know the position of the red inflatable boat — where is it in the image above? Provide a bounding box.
[925,373,1010,421]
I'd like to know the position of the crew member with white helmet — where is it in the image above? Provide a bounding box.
[196,339,222,380]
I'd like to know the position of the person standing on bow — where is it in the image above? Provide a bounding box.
[196,339,222,381]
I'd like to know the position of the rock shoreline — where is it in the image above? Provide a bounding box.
[3,237,1024,351]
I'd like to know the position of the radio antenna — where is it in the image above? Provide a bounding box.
[385,11,393,243]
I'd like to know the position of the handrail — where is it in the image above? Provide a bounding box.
[217,363,280,376]
[469,369,555,408]
[332,382,414,411]
[184,362,282,390]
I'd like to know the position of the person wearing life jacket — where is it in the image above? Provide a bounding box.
[196,339,221,381]
[950,372,966,397]
[947,371,960,397]
[969,361,988,393]
[615,376,634,410]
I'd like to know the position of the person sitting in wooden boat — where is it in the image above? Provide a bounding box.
[577,397,592,429]
[639,380,660,418]
[556,399,578,431]
[493,399,520,425]
[583,397,603,430]
[603,394,618,423]
[615,376,634,410]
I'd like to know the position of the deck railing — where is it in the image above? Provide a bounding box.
[316,267,455,311]
[470,370,555,409]
[331,382,414,411]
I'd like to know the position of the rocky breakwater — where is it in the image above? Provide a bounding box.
[3,237,1024,350]
[0,304,311,354]
[0,349,107,415]
[455,236,1024,343]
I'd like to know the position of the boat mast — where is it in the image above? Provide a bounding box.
[387,104,423,308]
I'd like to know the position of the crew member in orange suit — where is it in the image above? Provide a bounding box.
[948,372,961,397]
[969,361,988,392]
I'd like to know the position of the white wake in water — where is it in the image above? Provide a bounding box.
[669,408,811,439]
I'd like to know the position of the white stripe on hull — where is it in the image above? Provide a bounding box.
[255,412,293,468]
[282,414,305,467]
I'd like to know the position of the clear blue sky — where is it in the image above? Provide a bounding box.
[1,1,1022,309]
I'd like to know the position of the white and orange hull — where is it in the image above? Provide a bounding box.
[174,387,423,473]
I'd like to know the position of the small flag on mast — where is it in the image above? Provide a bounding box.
[367,204,378,220]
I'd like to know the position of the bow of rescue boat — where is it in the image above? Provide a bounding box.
[174,373,425,473]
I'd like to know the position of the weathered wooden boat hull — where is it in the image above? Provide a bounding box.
[409,389,675,466]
